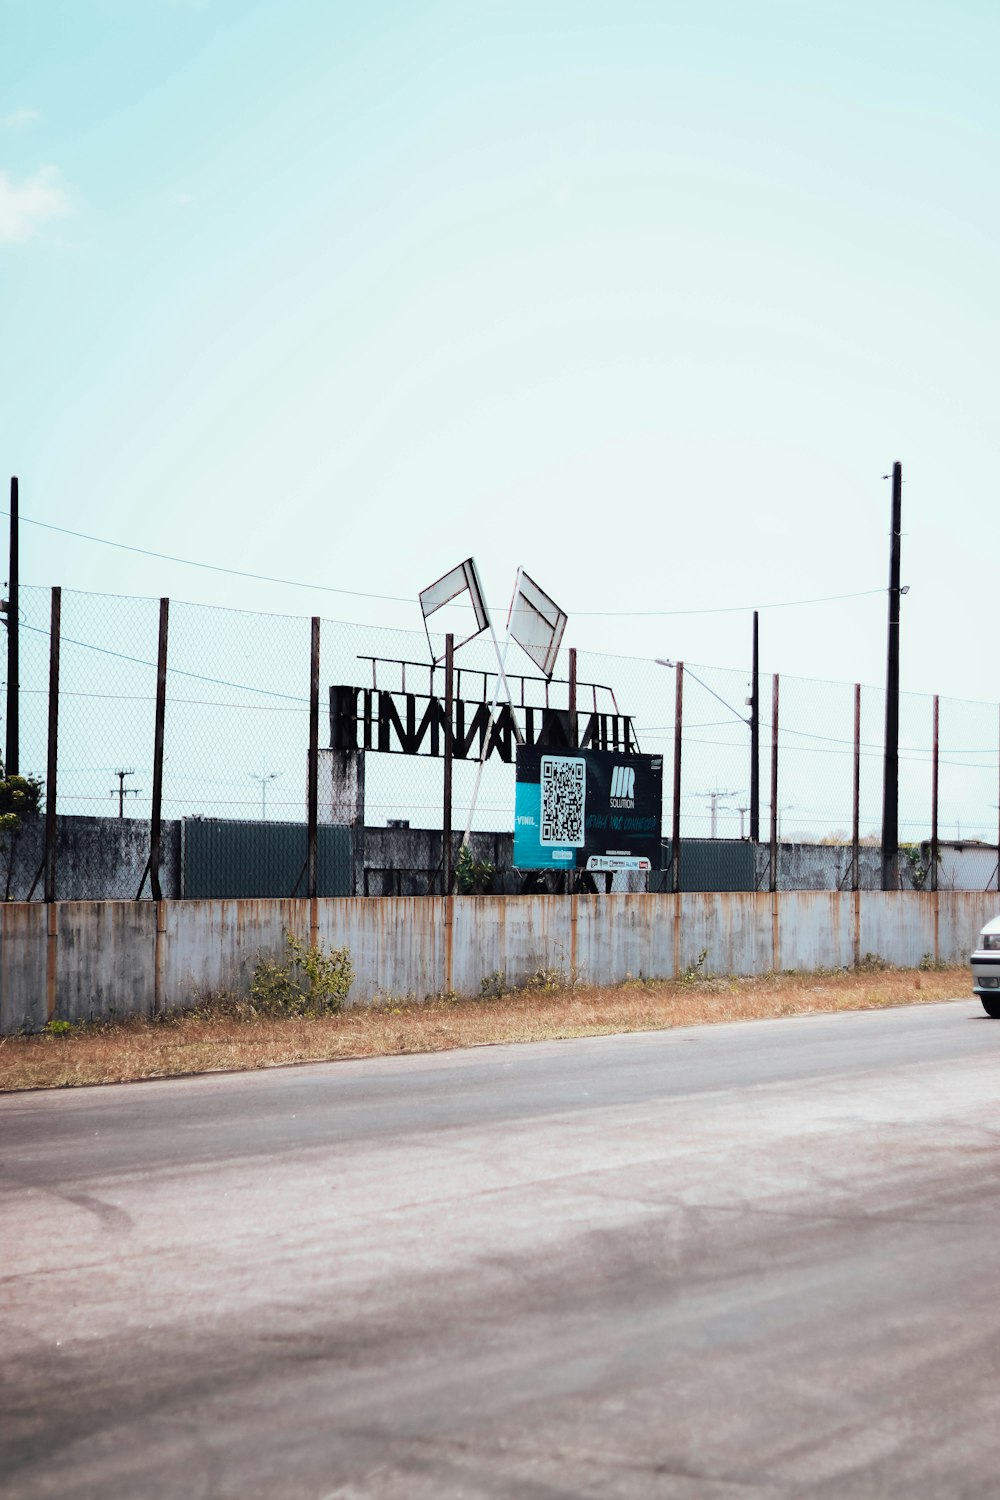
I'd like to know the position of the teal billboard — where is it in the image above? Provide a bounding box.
[513,748,663,872]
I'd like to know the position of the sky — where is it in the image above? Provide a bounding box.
[2,0,999,834]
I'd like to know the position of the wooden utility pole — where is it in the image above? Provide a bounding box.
[881,462,902,890]
[931,695,939,892]
[44,588,60,903]
[307,616,320,900]
[138,598,169,901]
[5,476,19,775]
[671,663,683,894]
[770,675,779,893]
[749,610,759,841]
[852,683,861,892]
[113,769,139,818]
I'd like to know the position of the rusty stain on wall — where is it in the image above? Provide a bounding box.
[1,891,994,1033]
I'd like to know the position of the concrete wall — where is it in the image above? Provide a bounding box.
[2,890,995,1033]
[10,815,978,901]
[754,843,890,891]
[3,816,181,901]
[365,833,934,897]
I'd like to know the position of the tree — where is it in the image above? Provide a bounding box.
[0,765,43,900]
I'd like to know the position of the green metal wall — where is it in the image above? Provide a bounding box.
[652,839,756,893]
[181,820,353,899]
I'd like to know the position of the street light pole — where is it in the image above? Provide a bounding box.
[249,771,280,820]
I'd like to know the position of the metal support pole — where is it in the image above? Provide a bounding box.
[769,674,779,894]
[852,683,861,893]
[43,587,61,903]
[749,610,759,842]
[671,662,683,894]
[6,476,19,776]
[442,632,454,894]
[881,460,902,890]
[997,705,1000,893]
[140,598,169,901]
[307,616,320,900]
[931,694,939,893]
[567,645,579,894]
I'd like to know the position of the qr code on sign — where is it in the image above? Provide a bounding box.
[540,756,586,846]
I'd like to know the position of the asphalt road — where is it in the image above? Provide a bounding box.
[4,998,1000,1499]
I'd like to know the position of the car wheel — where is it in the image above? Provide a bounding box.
[980,996,1000,1018]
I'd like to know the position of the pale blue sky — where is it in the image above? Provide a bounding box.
[3,0,998,700]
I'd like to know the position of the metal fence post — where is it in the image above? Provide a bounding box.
[881,461,902,891]
[43,587,61,903]
[769,673,779,895]
[307,616,320,900]
[443,632,454,894]
[138,598,169,900]
[749,610,759,842]
[5,476,19,777]
[931,694,939,892]
[672,662,683,894]
[852,683,861,892]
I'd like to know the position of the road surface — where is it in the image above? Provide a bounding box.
[3,998,1000,1498]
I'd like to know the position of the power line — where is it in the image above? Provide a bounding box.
[574,589,884,618]
[6,512,415,606]
[3,509,884,619]
[21,623,309,702]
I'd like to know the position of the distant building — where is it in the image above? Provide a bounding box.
[920,839,999,892]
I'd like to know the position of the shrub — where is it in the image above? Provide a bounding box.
[0,765,43,901]
[0,768,43,831]
[249,932,353,1017]
[522,966,566,992]
[680,949,709,983]
[456,844,495,895]
[900,844,929,890]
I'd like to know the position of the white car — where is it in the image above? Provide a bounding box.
[970,915,1000,1017]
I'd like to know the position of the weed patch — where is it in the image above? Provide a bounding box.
[248,932,353,1017]
[0,964,969,1093]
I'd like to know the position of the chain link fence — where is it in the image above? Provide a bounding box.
[6,583,1000,898]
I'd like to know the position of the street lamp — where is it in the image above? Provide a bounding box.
[656,660,750,726]
[249,771,280,820]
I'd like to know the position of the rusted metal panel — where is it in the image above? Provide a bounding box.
[54,901,157,1024]
[858,892,928,967]
[2,891,993,1034]
[161,898,306,1009]
[571,894,663,985]
[775,892,855,972]
[451,895,573,995]
[936,892,999,965]
[854,891,976,968]
[677,892,774,977]
[316,896,447,1005]
[0,902,49,1033]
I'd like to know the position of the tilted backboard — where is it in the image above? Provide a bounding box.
[507,571,567,680]
[418,558,490,662]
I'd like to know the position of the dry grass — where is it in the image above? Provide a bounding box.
[0,963,971,1093]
